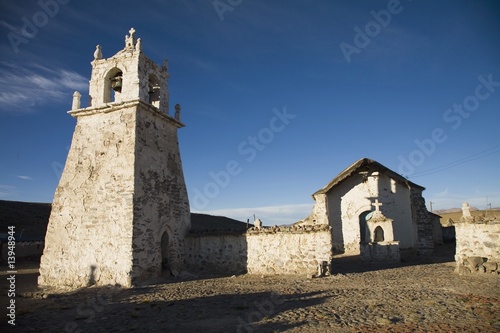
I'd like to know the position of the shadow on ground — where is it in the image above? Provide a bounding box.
[331,242,456,275]
[12,283,329,333]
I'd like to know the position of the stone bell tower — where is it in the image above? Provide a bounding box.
[38,28,191,289]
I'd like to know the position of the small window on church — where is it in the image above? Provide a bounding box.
[148,74,160,108]
[391,179,397,193]
[374,226,385,242]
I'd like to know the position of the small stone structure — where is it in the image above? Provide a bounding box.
[39,29,190,289]
[359,200,401,262]
[454,202,500,275]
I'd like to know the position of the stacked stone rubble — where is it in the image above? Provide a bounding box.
[454,207,500,275]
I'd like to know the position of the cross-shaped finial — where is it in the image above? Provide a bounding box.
[372,199,382,212]
[129,27,136,38]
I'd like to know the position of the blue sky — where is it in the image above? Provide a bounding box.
[1,0,499,225]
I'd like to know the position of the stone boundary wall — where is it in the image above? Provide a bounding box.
[410,188,434,255]
[455,222,500,275]
[1,241,44,261]
[246,225,332,275]
[184,233,247,274]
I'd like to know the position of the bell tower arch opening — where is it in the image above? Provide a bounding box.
[104,68,123,103]
[148,74,161,108]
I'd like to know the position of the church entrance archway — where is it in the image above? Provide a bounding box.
[359,210,373,243]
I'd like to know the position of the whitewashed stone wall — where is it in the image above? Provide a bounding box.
[39,105,137,289]
[246,226,332,275]
[184,233,247,274]
[455,221,500,274]
[131,103,190,281]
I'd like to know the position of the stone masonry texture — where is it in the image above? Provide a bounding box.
[38,30,189,289]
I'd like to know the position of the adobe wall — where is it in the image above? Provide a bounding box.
[184,233,247,274]
[246,225,332,275]
[455,221,500,275]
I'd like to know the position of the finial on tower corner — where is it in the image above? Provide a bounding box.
[174,103,181,121]
[93,45,102,60]
[72,91,81,110]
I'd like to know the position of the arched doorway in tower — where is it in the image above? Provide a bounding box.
[160,231,170,272]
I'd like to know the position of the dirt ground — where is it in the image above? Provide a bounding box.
[1,244,499,333]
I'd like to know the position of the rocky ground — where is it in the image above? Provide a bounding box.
[1,244,499,333]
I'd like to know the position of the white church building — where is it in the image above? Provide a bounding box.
[302,158,433,259]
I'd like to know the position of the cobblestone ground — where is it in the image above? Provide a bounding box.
[2,246,499,332]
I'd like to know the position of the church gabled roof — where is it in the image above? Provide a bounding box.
[312,158,424,197]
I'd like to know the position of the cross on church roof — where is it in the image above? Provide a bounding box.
[129,27,136,38]
[372,199,382,212]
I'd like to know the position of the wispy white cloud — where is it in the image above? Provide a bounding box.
[193,203,313,226]
[0,185,17,198]
[17,176,32,180]
[0,61,88,112]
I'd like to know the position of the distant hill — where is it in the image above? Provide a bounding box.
[0,200,247,241]
[0,200,51,240]
[435,206,500,214]
[436,208,500,226]
[434,206,482,214]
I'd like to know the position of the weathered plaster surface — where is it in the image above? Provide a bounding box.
[184,234,247,274]
[455,221,500,274]
[246,226,332,275]
[39,106,137,288]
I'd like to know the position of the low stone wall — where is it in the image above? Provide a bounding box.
[184,233,247,274]
[360,241,400,262]
[246,225,332,275]
[455,221,500,275]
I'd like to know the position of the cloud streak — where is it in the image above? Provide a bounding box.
[0,61,88,112]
